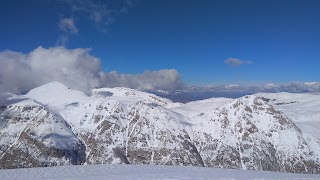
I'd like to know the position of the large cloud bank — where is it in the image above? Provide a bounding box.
[0,46,183,94]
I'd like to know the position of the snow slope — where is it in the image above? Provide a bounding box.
[0,164,320,180]
[170,97,233,119]
[92,87,181,108]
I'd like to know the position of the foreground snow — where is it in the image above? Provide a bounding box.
[1,164,320,180]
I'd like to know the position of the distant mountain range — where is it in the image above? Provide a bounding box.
[150,83,320,103]
[0,82,319,173]
[150,89,255,103]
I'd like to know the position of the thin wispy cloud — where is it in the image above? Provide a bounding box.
[120,0,134,14]
[61,0,134,29]
[57,18,78,46]
[67,0,112,27]
[55,0,135,45]
[224,58,252,66]
[59,18,78,34]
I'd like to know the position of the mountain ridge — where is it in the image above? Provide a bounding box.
[0,82,319,173]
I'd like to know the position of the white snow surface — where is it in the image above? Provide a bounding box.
[26,81,90,107]
[170,97,233,119]
[92,87,181,108]
[0,164,319,180]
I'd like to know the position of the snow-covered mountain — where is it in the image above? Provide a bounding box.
[255,93,320,162]
[0,97,86,168]
[174,96,320,173]
[0,82,320,173]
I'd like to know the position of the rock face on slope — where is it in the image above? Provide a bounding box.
[191,95,319,173]
[0,99,86,169]
[79,101,203,167]
[0,82,319,173]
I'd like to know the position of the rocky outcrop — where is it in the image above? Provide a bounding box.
[0,100,86,169]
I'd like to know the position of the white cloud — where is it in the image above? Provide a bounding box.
[0,47,101,94]
[225,84,239,89]
[304,82,320,90]
[101,69,183,91]
[279,82,320,93]
[0,47,183,94]
[259,82,320,93]
[224,58,252,66]
[264,83,279,90]
[0,50,34,94]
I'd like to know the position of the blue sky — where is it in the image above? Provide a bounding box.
[0,0,319,86]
